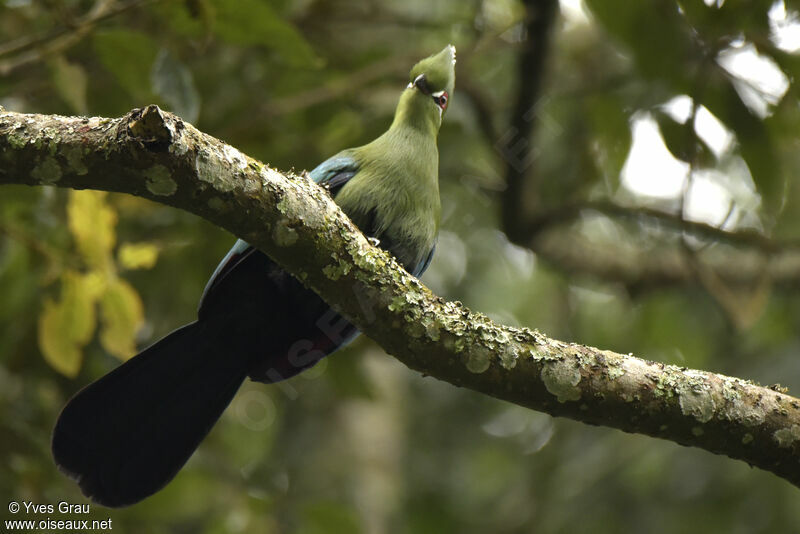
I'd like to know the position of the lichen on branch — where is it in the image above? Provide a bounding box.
[2,105,800,490]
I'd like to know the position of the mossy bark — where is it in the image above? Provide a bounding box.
[3,105,800,489]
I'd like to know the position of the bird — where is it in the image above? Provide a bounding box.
[51,45,456,508]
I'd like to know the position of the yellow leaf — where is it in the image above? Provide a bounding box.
[39,300,83,377]
[100,278,144,361]
[37,271,99,377]
[67,190,117,270]
[118,242,160,270]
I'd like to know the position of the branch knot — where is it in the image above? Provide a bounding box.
[126,105,176,150]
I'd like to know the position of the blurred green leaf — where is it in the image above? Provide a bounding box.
[211,0,319,67]
[679,0,773,41]
[93,29,159,100]
[99,277,144,361]
[636,291,718,367]
[654,110,692,162]
[324,349,374,400]
[48,56,88,115]
[151,48,201,123]
[185,0,216,27]
[703,79,783,214]
[154,0,212,38]
[583,0,692,92]
[0,241,37,324]
[586,94,632,184]
[37,271,99,377]
[300,501,362,534]
[654,109,715,167]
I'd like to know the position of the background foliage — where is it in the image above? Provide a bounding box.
[2,0,800,531]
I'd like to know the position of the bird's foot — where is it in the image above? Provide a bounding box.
[368,237,381,247]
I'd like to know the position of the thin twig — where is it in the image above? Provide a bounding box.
[0,0,156,75]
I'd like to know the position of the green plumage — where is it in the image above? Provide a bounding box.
[51,46,457,508]
[332,45,456,271]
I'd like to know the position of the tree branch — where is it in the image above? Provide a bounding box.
[2,106,800,490]
[0,0,151,76]
[525,201,800,292]
[529,200,799,253]
[499,0,559,243]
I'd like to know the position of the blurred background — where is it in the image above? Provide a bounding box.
[3,0,800,531]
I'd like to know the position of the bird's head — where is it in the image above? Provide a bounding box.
[408,45,456,118]
[392,45,456,133]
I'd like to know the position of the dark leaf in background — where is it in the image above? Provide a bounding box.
[654,109,715,167]
[585,94,632,185]
[211,0,320,67]
[151,48,201,123]
[703,79,784,216]
[93,29,160,101]
[48,55,88,115]
[2,0,800,531]
[583,0,693,93]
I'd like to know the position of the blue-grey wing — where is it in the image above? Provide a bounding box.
[309,153,360,197]
[411,244,436,278]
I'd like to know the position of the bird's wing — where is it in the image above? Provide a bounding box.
[308,152,360,196]
[411,243,436,278]
[197,153,361,317]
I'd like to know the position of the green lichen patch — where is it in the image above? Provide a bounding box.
[407,321,426,339]
[541,359,582,403]
[499,342,520,370]
[529,343,561,362]
[465,346,491,374]
[144,165,177,196]
[195,148,236,192]
[654,369,682,399]
[323,260,351,281]
[31,156,62,184]
[719,379,765,427]
[169,139,189,155]
[607,362,626,381]
[722,378,741,403]
[773,424,800,448]
[36,126,60,155]
[679,383,716,423]
[723,400,765,427]
[421,315,440,341]
[8,130,27,149]
[276,196,291,214]
[273,220,298,246]
[64,146,88,175]
[388,295,407,312]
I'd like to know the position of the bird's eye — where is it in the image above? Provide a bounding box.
[413,74,432,95]
[432,91,448,110]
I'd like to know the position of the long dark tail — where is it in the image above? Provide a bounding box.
[52,320,249,508]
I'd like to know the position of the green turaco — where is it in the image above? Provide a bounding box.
[52,45,456,507]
